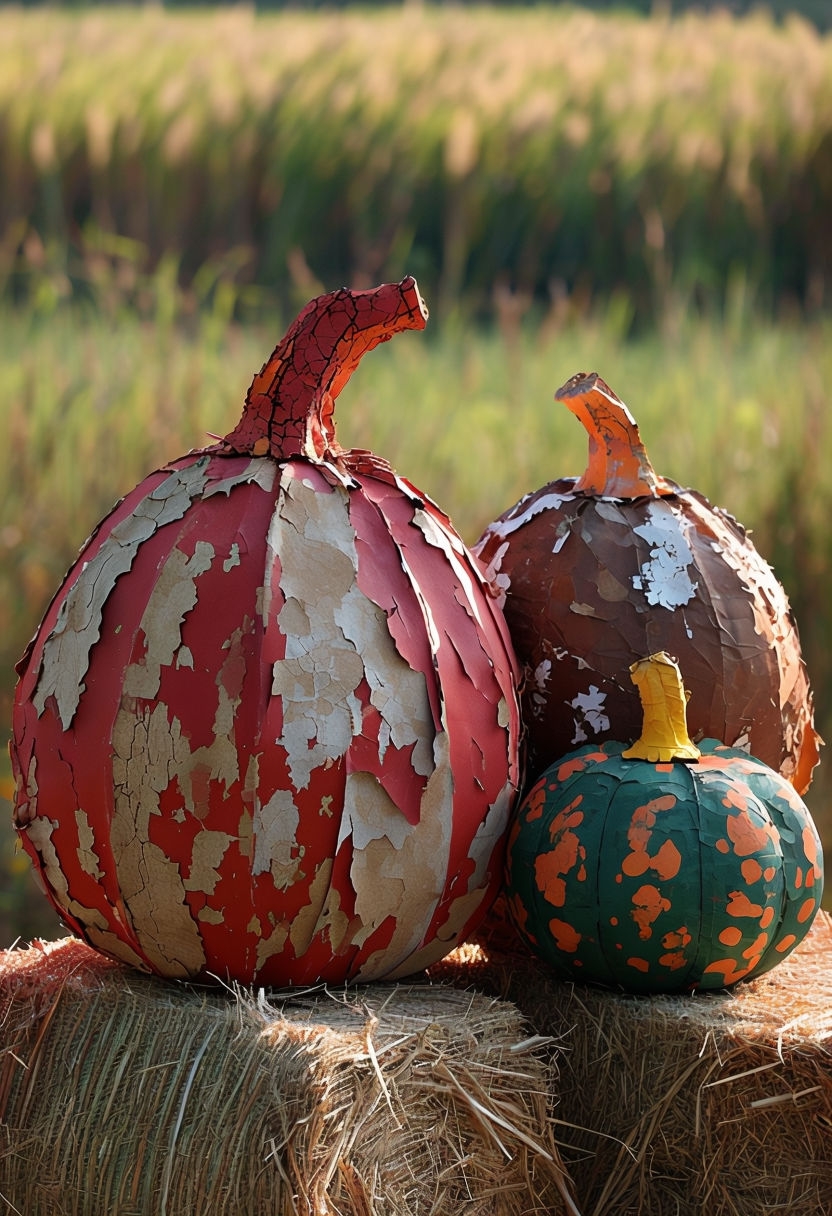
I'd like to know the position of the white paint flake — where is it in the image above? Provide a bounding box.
[475,488,574,544]
[412,506,486,632]
[631,501,698,609]
[476,539,511,606]
[570,685,610,745]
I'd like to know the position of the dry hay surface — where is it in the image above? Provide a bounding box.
[0,936,573,1216]
[433,907,832,1216]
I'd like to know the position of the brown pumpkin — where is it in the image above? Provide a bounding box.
[475,371,820,794]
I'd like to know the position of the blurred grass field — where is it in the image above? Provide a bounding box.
[1,5,831,942]
[2,6,832,320]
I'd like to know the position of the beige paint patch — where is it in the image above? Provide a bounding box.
[184,830,234,895]
[75,807,104,880]
[353,736,455,981]
[25,816,112,935]
[252,787,303,889]
[123,542,215,700]
[337,583,434,780]
[83,926,149,971]
[110,702,206,978]
[32,459,212,729]
[255,919,290,972]
[270,472,436,790]
[337,770,412,854]
[289,856,336,958]
[269,476,366,790]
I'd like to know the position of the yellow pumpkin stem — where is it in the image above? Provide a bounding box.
[555,371,675,498]
[622,652,701,763]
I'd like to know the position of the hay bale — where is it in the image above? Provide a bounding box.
[433,909,832,1216]
[0,937,575,1216]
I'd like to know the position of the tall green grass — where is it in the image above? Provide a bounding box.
[2,287,831,940]
[2,7,832,320]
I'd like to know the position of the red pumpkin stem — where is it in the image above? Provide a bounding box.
[224,276,428,461]
[555,371,674,498]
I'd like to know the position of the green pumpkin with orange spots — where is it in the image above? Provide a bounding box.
[505,653,824,993]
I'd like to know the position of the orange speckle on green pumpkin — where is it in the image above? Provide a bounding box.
[726,891,764,919]
[547,796,584,842]
[742,932,769,961]
[740,858,762,884]
[524,780,547,822]
[716,839,730,854]
[620,797,682,881]
[630,883,671,940]
[548,917,582,953]
[726,809,774,857]
[627,957,650,973]
[662,927,692,950]
[719,925,743,947]
[658,951,688,970]
[797,898,816,924]
[703,957,753,985]
[721,784,751,812]
[535,827,585,908]
[802,826,820,867]
[557,752,607,781]
[760,905,776,929]
[775,933,797,953]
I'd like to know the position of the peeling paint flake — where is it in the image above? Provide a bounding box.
[201,456,276,498]
[632,502,698,609]
[123,542,215,700]
[32,460,211,728]
[252,787,302,888]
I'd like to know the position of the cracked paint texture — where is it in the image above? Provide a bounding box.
[11,278,521,987]
[506,737,824,994]
[474,371,820,795]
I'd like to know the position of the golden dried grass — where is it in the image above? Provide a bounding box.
[0,936,574,1216]
[434,908,832,1216]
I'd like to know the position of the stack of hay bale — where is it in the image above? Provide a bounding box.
[435,907,832,1215]
[0,936,576,1216]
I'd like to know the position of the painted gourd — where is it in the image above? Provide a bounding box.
[475,371,819,795]
[505,652,823,993]
[11,277,522,987]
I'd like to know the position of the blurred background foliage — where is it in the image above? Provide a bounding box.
[1,2,831,942]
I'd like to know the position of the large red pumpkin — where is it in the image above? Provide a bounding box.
[11,277,522,986]
[475,371,819,794]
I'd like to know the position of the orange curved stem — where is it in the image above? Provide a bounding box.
[555,371,674,498]
[224,276,428,461]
